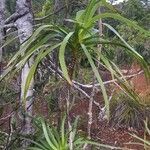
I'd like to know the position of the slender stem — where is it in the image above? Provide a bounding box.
[66,89,74,150]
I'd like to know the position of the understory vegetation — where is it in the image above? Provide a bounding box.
[0,0,150,149]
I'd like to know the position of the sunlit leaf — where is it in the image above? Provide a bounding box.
[59,32,74,84]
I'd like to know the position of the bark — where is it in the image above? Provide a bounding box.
[54,0,65,24]
[54,0,63,11]
[0,0,5,75]
[15,0,34,147]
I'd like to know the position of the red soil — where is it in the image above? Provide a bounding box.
[0,63,150,149]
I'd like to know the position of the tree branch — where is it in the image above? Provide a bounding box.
[73,70,144,88]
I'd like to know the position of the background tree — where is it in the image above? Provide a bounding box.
[0,0,34,148]
[0,0,5,75]
[15,0,34,143]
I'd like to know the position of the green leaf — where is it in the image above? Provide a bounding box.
[22,137,48,150]
[8,25,53,66]
[50,126,61,145]
[1,34,19,50]
[76,10,85,22]
[28,148,43,150]
[61,115,66,146]
[42,121,57,150]
[59,32,74,84]
[72,116,79,142]
[81,44,109,119]
[90,13,150,36]
[24,43,61,100]
[47,126,59,149]
[83,0,97,24]
[103,23,150,79]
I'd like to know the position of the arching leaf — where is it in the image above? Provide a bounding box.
[81,44,109,119]
[24,43,61,100]
[59,32,74,85]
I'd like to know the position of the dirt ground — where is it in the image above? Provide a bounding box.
[32,92,149,150]
[0,63,150,150]
[0,91,149,150]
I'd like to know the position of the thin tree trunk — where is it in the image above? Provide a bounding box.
[0,0,5,75]
[15,0,34,147]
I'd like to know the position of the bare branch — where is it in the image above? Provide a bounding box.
[73,70,144,88]
[0,111,14,121]
[41,59,100,107]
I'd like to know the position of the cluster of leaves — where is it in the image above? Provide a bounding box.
[0,131,7,149]
[36,0,53,18]
[1,0,150,119]
[110,91,150,129]
[0,80,18,105]
[26,116,83,150]
[112,0,150,65]
[25,116,121,150]
[1,0,150,149]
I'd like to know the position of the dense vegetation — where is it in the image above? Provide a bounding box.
[0,0,150,149]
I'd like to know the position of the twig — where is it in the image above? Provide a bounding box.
[88,79,96,139]
[73,70,144,88]
[0,111,14,121]
[66,89,74,150]
[43,55,144,89]
[42,59,100,107]
[4,115,14,150]
[83,77,96,150]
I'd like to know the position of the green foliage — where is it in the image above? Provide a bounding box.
[1,1,150,149]
[36,0,53,17]
[27,116,83,149]
[110,91,150,129]
[5,0,16,14]
[0,80,18,105]
[1,0,150,120]
[121,0,150,28]
[0,131,7,149]
[105,24,150,65]
[110,0,150,65]
[44,79,62,113]
[75,68,94,83]
[32,0,47,14]
[26,116,121,150]
[122,0,145,21]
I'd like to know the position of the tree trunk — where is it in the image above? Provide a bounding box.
[15,0,34,146]
[0,0,5,75]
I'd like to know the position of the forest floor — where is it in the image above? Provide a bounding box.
[33,93,148,150]
[0,63,150,149]
[0,86,149,150]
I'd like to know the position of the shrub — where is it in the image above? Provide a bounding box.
[110,91,150,129]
